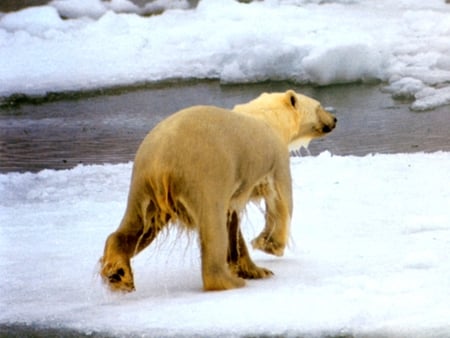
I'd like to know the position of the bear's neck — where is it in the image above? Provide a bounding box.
[237,109,296,146]
[236,109,314,152]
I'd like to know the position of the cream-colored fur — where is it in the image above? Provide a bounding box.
[100,90,336,292]
[233,90,337,255]
[233,89,337,150]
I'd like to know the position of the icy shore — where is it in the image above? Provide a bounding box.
[1,0,450,110]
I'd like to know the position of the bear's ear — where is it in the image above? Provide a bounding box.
[286,90,297,108]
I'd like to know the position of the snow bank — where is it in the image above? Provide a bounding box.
[1,152,449,337]
[49,0,189,19]
[0,0,450,110]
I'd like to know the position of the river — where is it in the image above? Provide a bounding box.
[0,81,449,173]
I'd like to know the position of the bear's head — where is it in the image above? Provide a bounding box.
[233,90,337,150]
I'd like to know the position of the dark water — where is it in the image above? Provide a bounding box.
[0,0,49,13]
[0,323,354,338]
[0,81,449,173]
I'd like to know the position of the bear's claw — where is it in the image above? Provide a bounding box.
[251,235,285,257]
[100,260,135,292]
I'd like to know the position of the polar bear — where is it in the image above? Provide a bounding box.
[100,90,336,292]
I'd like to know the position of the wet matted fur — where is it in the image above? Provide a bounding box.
[100,90,337,292]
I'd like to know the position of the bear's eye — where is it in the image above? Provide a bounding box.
[290,95,296,107]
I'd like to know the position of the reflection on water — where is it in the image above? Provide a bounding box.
[1,81,449,173]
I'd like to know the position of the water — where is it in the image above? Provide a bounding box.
[0,0,50,13]
[0,81,449,173]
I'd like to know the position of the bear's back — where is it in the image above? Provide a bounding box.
[136,106,287,170]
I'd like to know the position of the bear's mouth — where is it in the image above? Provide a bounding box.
[321,116,337,134]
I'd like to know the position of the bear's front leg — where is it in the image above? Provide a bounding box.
[252,179,292,257]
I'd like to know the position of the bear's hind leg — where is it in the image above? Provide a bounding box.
[100,201,167,292]
[227,211,273,279]
[198,206,245,291]
[100,231,137,292]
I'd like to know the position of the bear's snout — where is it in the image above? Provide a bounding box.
[322,116,337,133]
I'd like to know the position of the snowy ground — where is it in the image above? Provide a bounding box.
[1,0,450,336]
[1,152,449,337]
[1,0,450,110]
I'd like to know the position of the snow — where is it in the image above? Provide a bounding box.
[1,0,450,110]
[1,0,449,335]
[1,152,449,337]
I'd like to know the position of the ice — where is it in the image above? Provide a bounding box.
[1,152,449,336]
[49,0,188,18]
[0,6,64,33]
[1,0,450,110]
[50,0,108,19]
[411,86,450,111]
[1,1,449,335]
[302,43,384,85]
